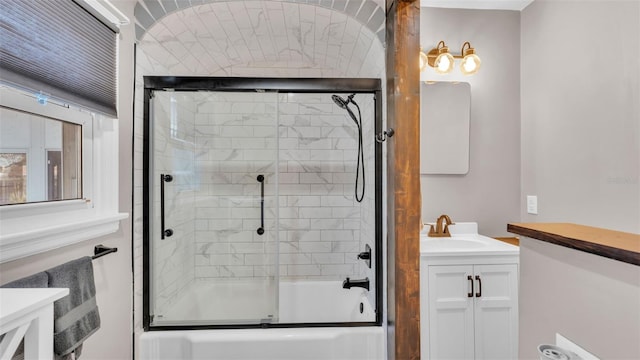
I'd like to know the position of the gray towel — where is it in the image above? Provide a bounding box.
[46,257,100,358]
[1,272,48,288]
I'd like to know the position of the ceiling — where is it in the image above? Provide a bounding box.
[420,0,535,11]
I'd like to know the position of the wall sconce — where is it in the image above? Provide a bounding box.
[420,41,481,75]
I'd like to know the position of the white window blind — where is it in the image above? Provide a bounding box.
[0,0,118,117]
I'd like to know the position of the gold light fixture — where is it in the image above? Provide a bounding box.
[421,41,481,75]
[459,41,481,75]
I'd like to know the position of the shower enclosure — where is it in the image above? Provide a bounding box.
[143,77,381,329]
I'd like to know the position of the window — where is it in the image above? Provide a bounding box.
[0,107,83,205]
[0,87,127,263]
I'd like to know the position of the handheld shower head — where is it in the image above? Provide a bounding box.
[331,94,349,109]
[332,94,359,127]
[331,93,365,203]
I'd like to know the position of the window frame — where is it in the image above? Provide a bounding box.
[0,86,127,263]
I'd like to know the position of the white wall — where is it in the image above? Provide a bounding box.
[518,1,640,358]
[519,238,640,359]
[521,0,640,233]
[420,8,521,236]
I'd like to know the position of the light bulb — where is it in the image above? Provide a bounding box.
[460,54,481,75]
[434,53,454,74]
[419,50,429,72]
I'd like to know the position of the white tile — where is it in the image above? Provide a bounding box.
[287,230,321,242]
[331,240,360,252]
[287,264,322,276]
[220,265,254,278]
[287,195,321,207]
[298,207,333,219]
[321,195,355,207]
[280,253,311,265]
[299,241,332,253]
[312,253,345,264]
[320,264,355,276]
[300,172,332,184]
[311,218,342,230]
[322,230,355,241]
[231,242,265,253]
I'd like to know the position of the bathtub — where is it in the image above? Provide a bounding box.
[140,280,384,359]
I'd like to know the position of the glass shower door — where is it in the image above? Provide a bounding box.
[149,91,279,326]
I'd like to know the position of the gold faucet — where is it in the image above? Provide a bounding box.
[428,214,454,237]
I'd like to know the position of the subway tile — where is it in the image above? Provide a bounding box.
[230,242,265,253]
[209,253,245,266]
[320,264,355,276]
[311,218,342,230]
[279,218,311,230]
[299,241,332,253]
[280,253,311,265]
[195,266,220,278]
[320,195,354,207]
[298,207,333,219]
[331,240,360,252]
[312,253,345,264]
[287,195,321,207]
[287,230,321,242]
[300,172,332,184]
[278,184,311,195]
[322,230,355,241]
[287,264,322,276]
[309,184,346,195]
[219,266,254,278]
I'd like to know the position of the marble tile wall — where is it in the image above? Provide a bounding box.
[275,92,375,281]
[192,91,280,279]
[191,92,376,282]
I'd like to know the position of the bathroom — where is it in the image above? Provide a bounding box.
[0,0,638,359]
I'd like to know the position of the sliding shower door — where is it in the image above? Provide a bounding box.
[148,91,279,326]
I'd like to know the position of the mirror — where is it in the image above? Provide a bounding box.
[0,106,82,205]
[420,82,471,174]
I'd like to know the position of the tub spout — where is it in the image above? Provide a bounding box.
[342,277,369,291]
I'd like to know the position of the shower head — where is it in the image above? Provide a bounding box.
[332,94,359,127]
[331,94,350,109]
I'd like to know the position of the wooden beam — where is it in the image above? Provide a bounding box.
[385,1,421,359]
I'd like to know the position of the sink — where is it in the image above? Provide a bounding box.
[420,222,519,256]
[424,238,486,249]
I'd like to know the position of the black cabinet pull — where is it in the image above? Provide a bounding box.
[160,174,173,239]
[257,175,265,235]
[467,275,474,298]
[475,275,482,297]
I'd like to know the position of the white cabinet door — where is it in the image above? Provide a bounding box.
[473,264,519,360]
[427,265,475,360]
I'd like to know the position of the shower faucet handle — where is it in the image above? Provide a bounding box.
[357,244,372,268]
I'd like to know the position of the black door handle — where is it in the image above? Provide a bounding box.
[160,174,173,239]
[475,275,482,297]
[467,275,474,298]
[257,175,264,235]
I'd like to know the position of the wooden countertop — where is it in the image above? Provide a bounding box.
[507,223,640,266]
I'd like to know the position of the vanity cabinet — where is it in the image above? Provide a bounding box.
[420,223,520,359]
[422,262,519,360]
